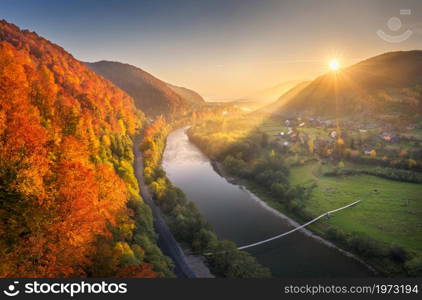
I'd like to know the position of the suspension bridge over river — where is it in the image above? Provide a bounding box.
[236,200,361,250]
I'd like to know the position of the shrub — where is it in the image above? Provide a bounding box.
[389,245,408,263]
[405,256,422,276]
[326,227,347,243]
[348,234,387,258]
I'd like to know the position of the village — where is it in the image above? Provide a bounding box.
[260,114,422,172]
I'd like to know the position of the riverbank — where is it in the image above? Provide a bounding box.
[134,136,213,278]
[165,127,372,277]
[210,159,378,275]
[139,122,272,278]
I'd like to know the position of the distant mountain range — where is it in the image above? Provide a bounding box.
[238,80,303,103]
[263,51,422,120]
[227,80,303,111]
[86,61,204,118]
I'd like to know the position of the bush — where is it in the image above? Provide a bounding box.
[348,234,387,258]
[270,182,287,199]
[389,245,408,263]
[405,256,422,276]
[326,227,347,243]
[207,240,271,278]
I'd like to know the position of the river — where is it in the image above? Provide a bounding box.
[162,127,372,277]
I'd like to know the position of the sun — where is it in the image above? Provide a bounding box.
[329,60,340,71]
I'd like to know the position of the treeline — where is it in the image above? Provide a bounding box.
[0,20,171,277]
[140,119,271,278]
[342,150,422,172]
[326,227,422,276]
[324,166,422,184]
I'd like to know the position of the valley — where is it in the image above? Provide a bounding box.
[0,5,421,280]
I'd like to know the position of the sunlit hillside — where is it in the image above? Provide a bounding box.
[266,51,422,121]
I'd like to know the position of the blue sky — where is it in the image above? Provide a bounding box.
[2,0,422,99]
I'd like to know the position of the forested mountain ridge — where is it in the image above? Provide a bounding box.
[86,61,195,119]
[166,83,205,106]
[266,51,422,119]
[0,19,171,277]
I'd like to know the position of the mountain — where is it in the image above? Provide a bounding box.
[0,20,169,277]
[166,83,205,106]
[86,61,196,118]
[259,81,310,114]
[240,80,303,103]
[231,80,303,111]
[266,51,422,119]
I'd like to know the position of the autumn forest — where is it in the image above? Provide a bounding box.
[0,20,169,277]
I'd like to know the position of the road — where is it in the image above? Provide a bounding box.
[133,136,196,278]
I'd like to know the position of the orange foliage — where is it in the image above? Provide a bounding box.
[0,20,151,277]
[116,264,160,278]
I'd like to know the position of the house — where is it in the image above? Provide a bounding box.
[287,127,293,135]
[359,129,367,133]
[283,141,289,147]
[365,123,378,129]
[380,132,393,142]
[322,120,334,127]
[299,122,305,127]
[285,120,291,126]
[364,149,372,155]
[329,131,337,139]
[279,132,285,136]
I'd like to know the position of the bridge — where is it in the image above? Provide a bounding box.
[237,200,361,250]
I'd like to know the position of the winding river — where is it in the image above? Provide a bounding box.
[163,127,372,277]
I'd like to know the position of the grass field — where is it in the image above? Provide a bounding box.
[289,162,422,253]
[257,120,332,142]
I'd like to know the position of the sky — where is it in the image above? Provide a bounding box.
[2,0,422,100]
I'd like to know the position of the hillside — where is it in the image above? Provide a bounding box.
[0,20,171,277]
[166,83,205,106]
[240,80,303,103]
[86,61,193,118]
[259,81,310,114]
[266,51,422,120]
[231,80,303,111]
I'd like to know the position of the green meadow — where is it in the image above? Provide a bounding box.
[289,162,422,253]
